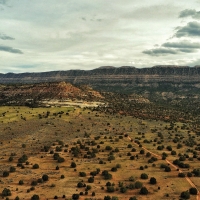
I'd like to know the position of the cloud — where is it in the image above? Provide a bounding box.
[162,41,200,49]
[179,48,196,53]
[174,21,200,37]
[0,33,14,40]
[143,48,178,56]
[0,45,23,54]
[143,41,200,56]
[0,0,7,5]
[179,9,200,19]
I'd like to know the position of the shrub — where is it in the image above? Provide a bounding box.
[189,187,198,195]
[72,194,79,199]
[108,155,115,161]
[71,162,76,168]
[134,181,143,189]
[116,164,121,168]
[19,180,24,185]
[111,167,117,172]
[2,188,11,196]
[8,156,13,162]
[192,168,200,177]
[10,166,16,172]
[37,178,43,183]
[42,174,49,181]
[86,185,91,190]
[178,173,185,177]
[149,177,157,184]
[107,186,115,192]
[146,152,151,157]
[3,171,9,177]
[60,175,65,179]
[129,183,135,189]
[120,186,127,193]
[18,154,28,163]
[30,186,35,191]
[140,173,148,179]
[102,170,112,180]
[56,166,59,170]
[105,146,112,150]
[104,173,112,180]
[187,172,192,177]
[180,191,190,199]
[77,182,84,188]
[104,196,111,200]
[106,182,112,186]
[140,150,145,154]
[165,166,171,172]
[32,164,39,169]
[31,180,37,186]
[129,197,137,200]
[130,155,135,160]
[171,150,176,155]
[53,153,59,160]
[129,176,135,182]
[140,166,144,170]
[140,187,148,195]
[57,157,65,163]
[88,177,94,183]
[132,148,136,152]
[79,172,86,177]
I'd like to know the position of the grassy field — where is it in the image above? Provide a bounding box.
[0,106,199,199]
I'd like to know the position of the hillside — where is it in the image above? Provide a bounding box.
[0,82,103,107]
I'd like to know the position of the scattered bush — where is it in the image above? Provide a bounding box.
[42,174,49,181]
[149,177,157,184]
[189,187,198,195]
[10,166,16,172]
[180,191,190,199]
[140,173,148,179]
[71,162,76,168]
[2,188,11,196]
[140,187,148,195]
[3,171,9,177]
[32,164,39,169]
[19,180,24,185]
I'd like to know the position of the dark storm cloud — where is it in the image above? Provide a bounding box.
[0,45,23,54]
[179,9,200,18]
[0,33,14,40]
[174,21,200,37]
[179,48,196,53]
[162,41,200,49]
[143,48,178,56]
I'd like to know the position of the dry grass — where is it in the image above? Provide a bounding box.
[0,106,198,199]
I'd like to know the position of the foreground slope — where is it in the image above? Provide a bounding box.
[0,106,199,199]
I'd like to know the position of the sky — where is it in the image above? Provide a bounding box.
[0,0,200,73]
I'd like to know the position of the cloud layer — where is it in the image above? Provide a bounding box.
[0,0,200,73]
[0,33,14,40]
[0,45,23,54]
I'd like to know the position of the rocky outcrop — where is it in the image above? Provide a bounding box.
[0,82,103,106]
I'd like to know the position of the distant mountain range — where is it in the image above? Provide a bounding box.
[1,65,200,93]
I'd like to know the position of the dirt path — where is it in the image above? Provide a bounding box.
[126,134,200,200]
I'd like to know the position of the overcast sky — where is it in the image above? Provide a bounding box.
[0,0,200,73]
